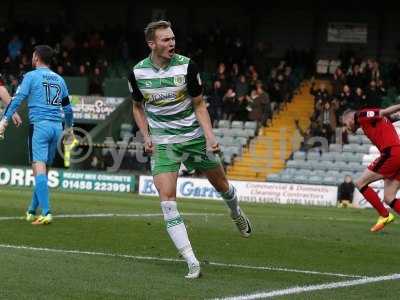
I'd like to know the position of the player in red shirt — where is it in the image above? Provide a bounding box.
[342,105,400,232]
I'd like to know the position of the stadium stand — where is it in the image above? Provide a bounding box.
[267,123,400,186]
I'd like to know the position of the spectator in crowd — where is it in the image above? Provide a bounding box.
[295,119,323,151]
[247,83,271,126]
[310,81,330,104]
[8,35,23,60]
[315,100,339,143]
[366,80,380,107]
[235,74,249,100]
[206,80,224,127]
[338,84,353,110]
[353,87,367,109]
[88,67,104,95]
[347,64,364,89]
[332,67,346,96]
[337,175,355,208]
[222,87,237,121]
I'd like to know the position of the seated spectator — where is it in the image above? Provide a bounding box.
[347,64,364,89]
[376,79,387,99]
[338,84,354,110]
[295,119,323,151]
[310,81,330,104]
[316,100,338,143]
[332,67,346,96]
[366,80,380,107]
[353,87,367,109]
[337,175,355,208]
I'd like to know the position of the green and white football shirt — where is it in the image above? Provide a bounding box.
[128,54,203,144]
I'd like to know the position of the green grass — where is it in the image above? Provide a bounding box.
[0,187,399,299]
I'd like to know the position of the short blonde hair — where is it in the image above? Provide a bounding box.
[144,20,171,42]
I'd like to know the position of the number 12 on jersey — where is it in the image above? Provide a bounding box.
[43,82,62,106]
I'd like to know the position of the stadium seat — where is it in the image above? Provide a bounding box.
[234,137,248,146]
[213,129,224,138]
[348,162,365,172]
[331,152,345,162]
[326,169,340,176]
[299,169,313,177]
[223,154,233,164]
[343,144,357,153]
[293,151,306,161]
[322,176,337,185]
[311,169,325,177]
[244,121,257,130]
[356,128,364,135]
[347,153,363,163]
[287,160,301,169]
[218,120,230,128]
[227,145,242,156]
[320,152,335,162]
[233,130,249,138]
[245,128,256,137]
[329,143,342,153]
[341,152,354,163]
[348,135,361,144]
[356,144,371,154]
[360,136,371,144]
[353,172,364,180]
[220,128,232,136]
[280,173,294,182]
[293,175,308,184]
[220,136,235,146]
[307,176,322,185]
[331,161,348,171]
[231,121,243,129]
[267,174,281,182]
[282,168,297,175]
[306,151,320,161]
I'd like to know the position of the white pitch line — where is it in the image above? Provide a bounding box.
[212,273,400,300]
[0,244,363,279]
[0,212,224,221]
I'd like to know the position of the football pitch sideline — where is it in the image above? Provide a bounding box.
[0,187,399,299]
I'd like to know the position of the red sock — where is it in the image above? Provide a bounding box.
[360,186,389,217]
[390,199,400,214]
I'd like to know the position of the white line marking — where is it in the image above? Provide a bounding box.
[211,273,400,300]
[0,244,363,279]
[0,212,224,221]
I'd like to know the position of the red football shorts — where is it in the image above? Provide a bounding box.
[368,146,400,180]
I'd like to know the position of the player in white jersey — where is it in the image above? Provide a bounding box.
[128,21,252,279]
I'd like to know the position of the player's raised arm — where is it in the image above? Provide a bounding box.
[380,103,400,118]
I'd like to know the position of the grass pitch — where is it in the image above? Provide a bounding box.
[0,187,399,299]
